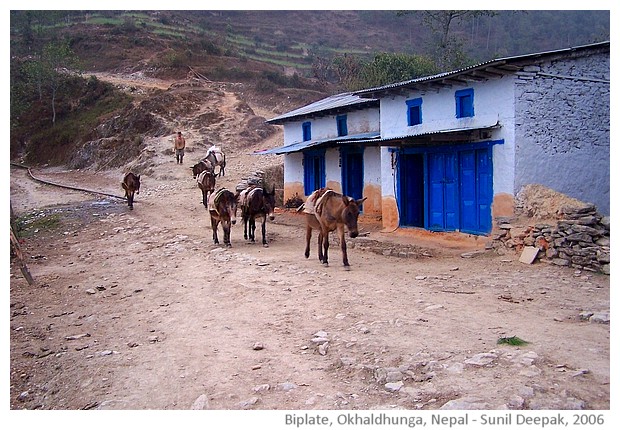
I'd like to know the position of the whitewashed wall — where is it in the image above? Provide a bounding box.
[283,152,303,184]
[379,77,517,199]
[282,107,379,144]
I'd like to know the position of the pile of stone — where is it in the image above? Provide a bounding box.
[236,170,265,192]
[490,204,610,274]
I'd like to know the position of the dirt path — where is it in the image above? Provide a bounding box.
[8,75,610,418]
[9,161,610,413]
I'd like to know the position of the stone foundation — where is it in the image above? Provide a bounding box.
[490,204,610,274]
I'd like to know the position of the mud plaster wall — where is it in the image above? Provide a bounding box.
[492,192,515,218]
[284,182,305,204]
[514,50,610,215]
[382,196,399,230]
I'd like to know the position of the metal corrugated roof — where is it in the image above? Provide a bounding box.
[351,121,502,145]
[254,131,381,155]
[266,92,378,124]
[355,41,609,97]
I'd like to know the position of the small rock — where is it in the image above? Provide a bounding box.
[464,352,497,367]
[85,288,97,295]
[519,246,539,264]
[190,394,210,410]
[385,381,404,392]
[589,312,610,324]
[252,384,270,392]
[440,397,489,409]
[318,342,329,355]
[277,382,297,391]
[252,342,264,350]
[238,396,259,409]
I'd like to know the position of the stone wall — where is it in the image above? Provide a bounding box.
[490,204,610,274]
[513,47,610,215]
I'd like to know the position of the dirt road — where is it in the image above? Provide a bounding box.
[9,160,610,412]
[8,76,610,418]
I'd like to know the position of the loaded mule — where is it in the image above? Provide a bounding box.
[121,172,141,210]
[208,188,238,247]
[197,169,216,208]
[239,185,276,246]
[204,145,226,177]
[191,159,214,179]
[302,188,366,268]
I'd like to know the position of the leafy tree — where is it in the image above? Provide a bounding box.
[331,54,363,90]
[354,52,439,90]
[40,40,82,124]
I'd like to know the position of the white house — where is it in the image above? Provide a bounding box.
[261,41,610,236]
[262,92,383,216]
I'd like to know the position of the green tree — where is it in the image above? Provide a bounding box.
[40,40,81,124]
[331,54,363,90]
[355,52,439,90]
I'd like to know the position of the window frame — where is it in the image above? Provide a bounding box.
[455,88,474,118]
[336,114,348,137]
[406,98,423,126]
[302,121,312,141]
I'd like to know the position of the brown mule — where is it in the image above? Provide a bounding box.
[303,188,366,268]
[121,172,141,210]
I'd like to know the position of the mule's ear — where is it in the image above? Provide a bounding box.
[342,195,351,206]
[137,175,141,179]
[356,197,367,206]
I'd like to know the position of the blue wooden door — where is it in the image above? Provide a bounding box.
[303,150,325,195]
[476,148,492,233]
[342,151,364,202]
[460,150,477,232]
[459,148,492,234]
[398,153,424,227]
[428,153,458,231]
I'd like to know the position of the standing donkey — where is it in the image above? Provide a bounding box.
[303,188,366,268]
[197,170,216,208]
[121,172,141,210]
[208,188,238,247]
[239,186,276,246]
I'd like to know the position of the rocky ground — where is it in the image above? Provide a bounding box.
[8,75,611,422]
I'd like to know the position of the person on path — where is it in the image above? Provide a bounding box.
[174,131,186,164]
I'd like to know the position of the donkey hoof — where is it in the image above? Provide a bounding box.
[343,265,351,271]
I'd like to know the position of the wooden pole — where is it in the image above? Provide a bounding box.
[10,203,35,286]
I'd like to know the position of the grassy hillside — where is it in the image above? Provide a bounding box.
[11,10,610,77]
[9,10,610,167]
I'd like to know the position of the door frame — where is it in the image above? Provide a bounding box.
[392,139,503,234]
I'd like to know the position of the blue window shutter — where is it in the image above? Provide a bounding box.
[406,98,423,126]
[455,88,474,118]
[337,115,348,137]
[302,121,311,141]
